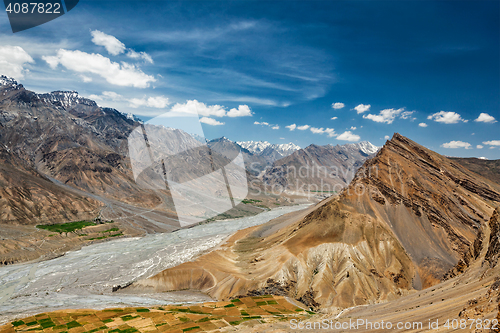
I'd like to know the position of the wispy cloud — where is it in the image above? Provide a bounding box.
[91,30,154,64]
[428,111,467,124]
[297,125,310,130]
[286,124,297,131]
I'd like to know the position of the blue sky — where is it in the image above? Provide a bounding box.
[0,0,499,158]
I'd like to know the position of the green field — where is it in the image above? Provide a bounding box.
[36,221,95,234]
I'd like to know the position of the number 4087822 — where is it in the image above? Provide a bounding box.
[5,2,61,14]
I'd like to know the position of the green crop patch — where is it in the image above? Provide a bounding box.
[223,304,235,308]
[26,322,38,326]
[37,221,95,234]
[182,327,200,332]
[121,315,140,322]
[11,321,24,327]
[108,328,138,333]
[136,308,149,313]
[102,319,113,323]
[66,321,82,329]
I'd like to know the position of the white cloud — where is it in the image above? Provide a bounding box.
[400,110,415,120]
[363,108,405,124]
[337,131,360,142]
[80,75,92,83]
[286,124,297,131]
[441,141,472,149]
[474,113,497,123]
[354,104,371,114]
[479,157,488,159]
[483,140,500,146]
[89,91,124,101]
[129,96,170,108]
[91,30,126,56]
[43,49,155,88]
[310,127,336,137]
[297,125,310,130]
[127,50,154,64]
[272,125,280,130]
[332,102,345,109]
[418,122,428,127]
[350,126,357,130]
[227,105,253,117]
[427,111,467,124]
[384,135,390,140]
[331,116,338,120]
[170,100,226,117]
[477,145,483,149]
[254,121,268,125]
[200,117,224,126]
[0,45,34,79]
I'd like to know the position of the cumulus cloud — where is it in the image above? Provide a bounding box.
[441,141,472,149]
[297,125,310,130]
[474,113,497,123]
[400,110,415,120]
[354,104,371,114]
[254,121,269,125]
[384,135,390,140]
[91,30,126,56]
[418,123,428,127]
[477,145,483,149]
[483,140,500,146]
[129,96,170,108]
[170,100,226,117]
[0,45,34,79]
[272,125,280,130]
[43,49,155,88]
[427,111,467,124]
[350,126,357,130]
[200,117,224,126]
[227,105,253,117]
[337,131,360,142]
[331,116,338,120]
[363,108,405,124]
[332,102,345,109]
[286,124,297,131]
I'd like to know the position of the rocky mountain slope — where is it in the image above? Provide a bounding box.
[451,157,500,186]
[126,134,500,311]
[262,141,379,192]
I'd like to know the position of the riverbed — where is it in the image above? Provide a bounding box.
[0,204,309,324]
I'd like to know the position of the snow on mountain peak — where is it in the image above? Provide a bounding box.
[237,140,301,157]
[0,75,19,87]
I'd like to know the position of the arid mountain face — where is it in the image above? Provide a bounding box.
[0,77,167,220]
[262,142,378,192]
[128,134,500,311]
[451,157,500,186]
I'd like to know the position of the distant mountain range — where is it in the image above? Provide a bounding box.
[262,141,380,192]
[237,140,301,162]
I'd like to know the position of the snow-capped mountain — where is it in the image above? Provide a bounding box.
[237,141,301,159]
[0,75,19,87]
[344,141,380,155]
[39,91,98,108]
